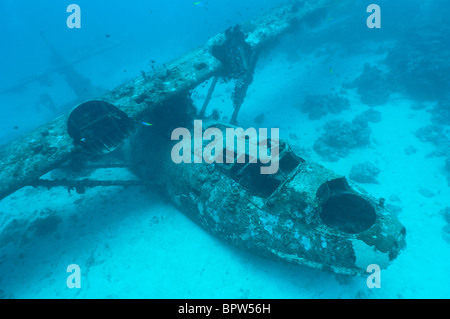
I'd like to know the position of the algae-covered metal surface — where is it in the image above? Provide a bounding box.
[162,122,406,276]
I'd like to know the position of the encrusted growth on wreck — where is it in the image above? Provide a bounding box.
[162,122,406,276]
[211,25,259,124]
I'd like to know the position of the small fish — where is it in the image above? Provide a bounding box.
[142,122,153,127]
[194,1,208,9]
[80,138,86,142]
[13,126,19,130]
[330,67,333,74]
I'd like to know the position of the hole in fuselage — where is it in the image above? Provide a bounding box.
[68,100,135,155]
[319,193,376,234]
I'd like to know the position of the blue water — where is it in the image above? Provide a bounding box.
[0,0,449,299]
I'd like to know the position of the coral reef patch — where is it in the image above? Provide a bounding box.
[313,114,371,161]
[349,162,380,184]
[296,93,350,120]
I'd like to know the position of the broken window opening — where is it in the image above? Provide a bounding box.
[218,139,303,198]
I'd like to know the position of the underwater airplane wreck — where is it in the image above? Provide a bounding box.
[0,0,405,276]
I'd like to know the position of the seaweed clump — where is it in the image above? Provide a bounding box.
[445,158,450,186]
[415,121,450,186]
[385,30,450,101]
[313,115,371,161]
[415,123,450,158]
[347,28,450,104]
[430,100,450,126]
[347,63,394,107]
[296,93,350,120]
[349,162,380,184]
[441,207,450,244]
[414,98,450,160]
